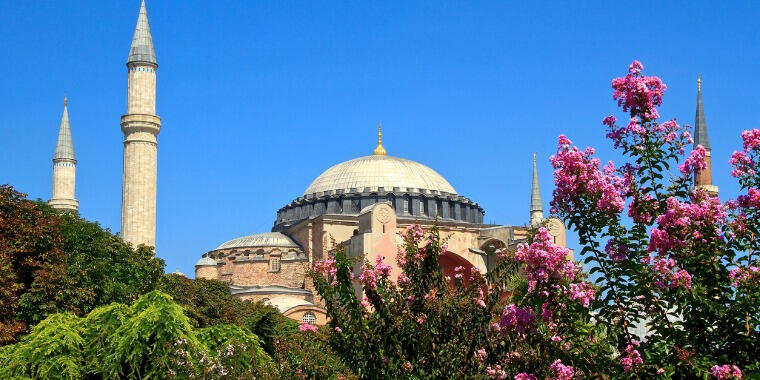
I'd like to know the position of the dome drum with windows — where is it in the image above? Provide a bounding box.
[274,125,484,230]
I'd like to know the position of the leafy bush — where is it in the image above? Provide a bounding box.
[0,185,164,344]
[158,274,298,353]
[0,291,277,379]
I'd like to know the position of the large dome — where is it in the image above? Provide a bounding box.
[303,155,457,196]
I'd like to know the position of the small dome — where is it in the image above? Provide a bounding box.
[215,232,299,250]
[196,257,217,266]
[303,155,456,196]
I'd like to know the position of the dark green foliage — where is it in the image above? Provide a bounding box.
[0,184,164,344]
[158,274,298,353]
[273,327,357,380]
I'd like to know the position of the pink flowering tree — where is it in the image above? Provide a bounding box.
[311,222,612,378]
[551,61,759,377]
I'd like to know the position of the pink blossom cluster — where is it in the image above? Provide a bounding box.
[711,364,742,379]
[359,264,377,289]
[514,227,577,292]
[620,340,643,372]
[484,365,507,379]
[474,287,487,308]
[551,135,625,215]
[730,151,755,178]
[678,145,707,175]
[403,223,425,241]
[473,348,487,363]
[374,256,392,277]
[729,266,760,288]
[514,374,537,380]
[568,282,595,307]
[741,129,760,151]
[499,304,536,334]
[649,195,727,255]
[611,60,665,120]
[549,359,576,380]
[313,256,339,286]
[737,188,760,209]
[299,322,318,333]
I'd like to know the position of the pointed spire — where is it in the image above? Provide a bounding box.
[373,123,387,155]
[530,153,542,212]
[127,0,157,65]
[54,97,75,161]
[694,74,710,150]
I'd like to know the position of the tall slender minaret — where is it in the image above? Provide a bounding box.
[693,75,718,196]
[121,0,161,247]
[49,97,78,212]
[529,152,543,226]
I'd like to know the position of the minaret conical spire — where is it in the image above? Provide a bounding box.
[54,97,75,161]
[127,0,157,65]
[49,96,78,212]
[373,123,387,155]
[694,75,710,150]
[530,152,543,226]
[692,75,718,196]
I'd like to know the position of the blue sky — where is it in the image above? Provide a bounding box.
[1,1,759,275]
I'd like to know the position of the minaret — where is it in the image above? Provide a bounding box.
[121,0,161,247]
[529,152,543,226]
[373,123,387,155]
[693,75,718,196]
[48,97,78,212]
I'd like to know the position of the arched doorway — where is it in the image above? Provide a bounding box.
[439,250,476,287]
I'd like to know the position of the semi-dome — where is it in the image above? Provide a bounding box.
[304,155,456,196]
[196,257,217,266]
[215,232,300,250]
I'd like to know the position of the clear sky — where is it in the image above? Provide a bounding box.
[1,1,759,276]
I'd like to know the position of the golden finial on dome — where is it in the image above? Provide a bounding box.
[373,123,387,155]
[63,96,68,107]
[697,74,701,92]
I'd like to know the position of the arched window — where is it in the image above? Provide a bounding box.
[302,311,317,324]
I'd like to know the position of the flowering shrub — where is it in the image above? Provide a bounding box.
[311,223,612,378]
[551,61,759,377]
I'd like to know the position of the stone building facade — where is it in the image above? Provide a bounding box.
[196,128,567,324]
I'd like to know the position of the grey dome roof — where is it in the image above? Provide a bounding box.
[215,232,299,251]
[195,257,217,266]
[304,155,456,196]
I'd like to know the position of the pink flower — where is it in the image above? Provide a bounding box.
[711,364,742,379]
[515,227,576,292]
[403,361,412,371]
[551,135,625,215]
[741,129,760,151]
[569,282,595,307]
[729,266,760,287]
[416,316,425,324]
[374,256,392,278]
[334,326,342,333]
[670,269,692,289]
[359,264,377,289]
[397,272,410,285]
[514,374,537,380]
[611,60,665,120]
[678,145,707,175]
[299,322,318,333]
[485,365,507,379]
[499,304,536,334]
[549,359,575,380]
[620,340,643,372]
[474,348,487,363]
